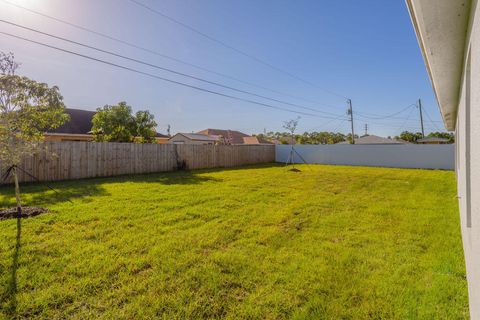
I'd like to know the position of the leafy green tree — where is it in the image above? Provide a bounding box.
[396,131,424,143]
[92,102,158,143]
[254,130,347,144]
[134,110,157,143]
[427,131,455,143]
[0,52,69,213]
[346,133,359,144]
[92,102,136,142]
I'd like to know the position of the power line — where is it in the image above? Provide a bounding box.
[1,0,443,123]
[305,115,346,132]
[0,19,348,118]
[1,0,435,122]
[355,104,416,120]
[0,31,348,120]
[127,0,350,100]
[1,20,345,117]
[0,0,344,112]
[422,106,443,131]
[394,105,416,134]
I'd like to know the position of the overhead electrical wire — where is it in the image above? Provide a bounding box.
[0,0,447,128]
[127,0,350,100]
[0,31,349,120]
[393,105,416,133]
[355,104,416,120]
[0,19,348,118]
[0,0,343,112]
[304,115,346,132]
[422,107,443,131]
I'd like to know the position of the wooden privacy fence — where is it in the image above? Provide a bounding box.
[1,142,275,184]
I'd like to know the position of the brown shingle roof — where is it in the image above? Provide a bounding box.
[48,108,168,138]
[49,108,95,134]
[242,136,274,144]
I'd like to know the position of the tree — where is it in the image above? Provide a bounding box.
[91,102,158,143]
[134,110,157,143]
[91,102,136,142]
[428,131,455,143]
[0,52,69,214]
[396,131,423,143]
[282,117,300,143]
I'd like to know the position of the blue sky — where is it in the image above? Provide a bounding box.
[0,0,443,136]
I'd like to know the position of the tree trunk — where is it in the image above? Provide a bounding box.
[12,166,22,218]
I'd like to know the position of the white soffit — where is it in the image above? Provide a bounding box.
[406,0,471,131]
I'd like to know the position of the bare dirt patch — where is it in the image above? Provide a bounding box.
[0,207,48,220]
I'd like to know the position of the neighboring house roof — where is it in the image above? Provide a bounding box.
[337,135,406,145]
[197,129,250,144]
[155,132,169,138]
[406,0,472,130]
[172,133,220,141]
[417,136,450,143]
[242,136,274,145]
[48,108,168,138]
[49,108,95,134]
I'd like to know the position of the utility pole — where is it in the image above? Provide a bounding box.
[364,124,368,136]
[418,99,425,138]
[347,99,355,144]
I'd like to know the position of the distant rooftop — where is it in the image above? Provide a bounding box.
[49,108,95,135]
[47,108,168,138]
[197,129,250,144]
[176,133,220,141]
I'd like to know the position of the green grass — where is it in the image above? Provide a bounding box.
[0,164,468,319]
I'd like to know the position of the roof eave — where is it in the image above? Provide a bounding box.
[405,0,472,131]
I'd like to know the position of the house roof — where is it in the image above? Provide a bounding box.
[173,133,220,141]
[417,136,450,143]
[406,0,473,130]
[197,129,250,144]
[49,108,95,134]
[48,108,169,138]
[337,135,406,145]
[242,136,274,145]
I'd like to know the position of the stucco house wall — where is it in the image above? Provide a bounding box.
[407,0,479,317]
[456,2,480,317]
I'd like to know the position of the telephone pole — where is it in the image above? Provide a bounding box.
[347,99,355,144]
[418,99,425,138]
[364,124,368,136]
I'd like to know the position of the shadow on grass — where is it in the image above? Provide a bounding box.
[0,163,282,207]
[1,214,22,317]
[125,170,224,185]
[0,180,110,208]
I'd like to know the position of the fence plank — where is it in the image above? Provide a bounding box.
[1,142,275,183]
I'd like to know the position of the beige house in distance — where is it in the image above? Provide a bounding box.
[168,133,220,145]
[407,0,479,317]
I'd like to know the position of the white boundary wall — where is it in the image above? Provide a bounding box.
[276,144,455,170]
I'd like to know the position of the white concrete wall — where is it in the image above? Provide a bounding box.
[276,144,455,170]
[456,1,480,318]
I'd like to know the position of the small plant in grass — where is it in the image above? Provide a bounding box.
[283,117,301,171]
[0,52,69,216]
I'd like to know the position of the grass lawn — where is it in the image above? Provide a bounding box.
[0,164,468,319]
